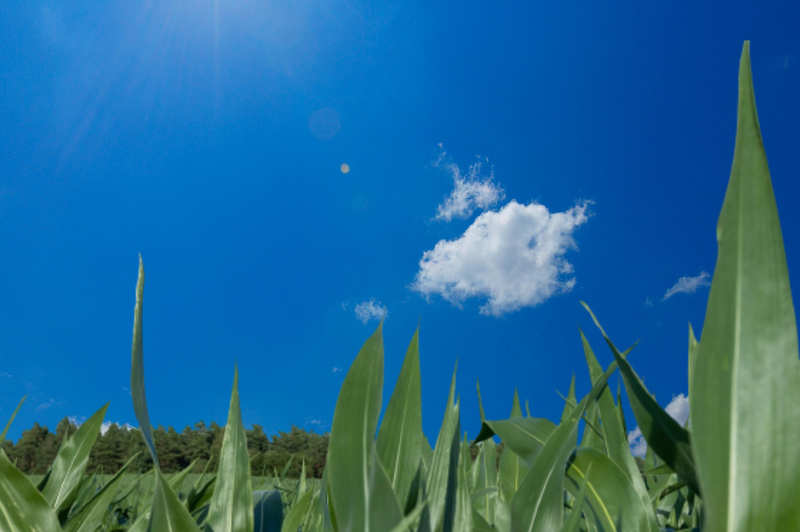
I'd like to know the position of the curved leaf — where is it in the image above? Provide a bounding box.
[564,449,650,532]
[130,256,158,467]
[42,402,109,512]
[0,451,60,532]
[475,418,555,467]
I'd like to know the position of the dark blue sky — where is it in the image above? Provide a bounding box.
[1,0,799,443]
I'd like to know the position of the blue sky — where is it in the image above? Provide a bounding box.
[1,0,799,446]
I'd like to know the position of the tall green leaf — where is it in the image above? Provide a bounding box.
[0,396,26,448]
[497,392,529,508]
[560,375,575,424]
[427,365,460,532]
[377,327,423,509]
[473,383,496,526]
[206,365,253,532]
[579,326,659,532]
[148,468,203,532]
[130,256,158,467]
[328,322,402,532]
[690,41,800,532]
[0,450,60,532]
[687,324,699,400]
[41,402,109,512]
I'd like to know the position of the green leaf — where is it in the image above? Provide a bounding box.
[472,382,496,526]
[41,402,109,512]
[510,363,617,532]
[281,489,315,532]
[62,454,138,532]
[0,450,60,532]
[253,491,283,532]
[130,256,158,467]
[564,449,651,532]
[581,301,701,497]
[328,322,402,532]
[453,434,473,532]
[579,328,659,532]
[427,364,460,532]
[560,463,590,532]
[474,417,556,466]
[691,41,800,532]
[687,324,699,396]
[377,327,423,509]
[496,393,529,505]
[560,375,576,424]
[0,396,26,448]
[148,468,203,532]
[207,366,253,532]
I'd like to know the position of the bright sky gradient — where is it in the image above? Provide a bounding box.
[2,1,800,445]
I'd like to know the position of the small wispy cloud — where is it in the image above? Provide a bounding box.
[433,146,505,221]
[354,299,388,324]
[37,398,62,411]
[644,297,653,307]
[100,421,134,435]
[0,372,11,378]
[68,415,86,426]
[628,394,689,457]
[662,272,711,301]
[332,366,342,373]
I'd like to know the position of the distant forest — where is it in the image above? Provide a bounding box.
[1,419,329,478]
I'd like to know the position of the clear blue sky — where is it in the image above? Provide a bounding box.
[2,0,799,444]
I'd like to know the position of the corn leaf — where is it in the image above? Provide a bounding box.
[377,327,423,509]
[130,256,158,467]
[510,363,617,532]
[62,454,138,532]
[328,322,402,532]
[564,449,651,532]
[206,366,254,532]
[0,450,60,532]
[690,41,800,532]
[148,468,203,532]
[473,417,555,466]
[496,392,529,506]
[427,365,460,532]
[41,402,109,512]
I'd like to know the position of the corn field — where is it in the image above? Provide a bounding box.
[1,41,799,532]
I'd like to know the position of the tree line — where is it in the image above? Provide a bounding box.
[1,418,329,478]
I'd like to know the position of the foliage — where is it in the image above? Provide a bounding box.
[0,42,796,532]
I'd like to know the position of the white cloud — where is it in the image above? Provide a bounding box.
[662,272,711,301]
[37,398,62,411]
[100,422,134,435]
[354,299,388,324]
[412,200,591,316]
[644,297,653,307]
[0,372,11,378]
[433,149,505,221]
[332,366,342,373]
[628,394,689,457]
